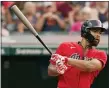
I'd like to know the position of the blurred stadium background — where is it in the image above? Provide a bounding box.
[1,1,109,88]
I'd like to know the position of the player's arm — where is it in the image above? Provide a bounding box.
[67,52,107,72]
[67,58,102,72]
[48,63,59,76]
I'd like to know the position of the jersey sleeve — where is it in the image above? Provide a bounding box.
[55,42,76,57]
[55,43,67,55]
[95,51,107,68]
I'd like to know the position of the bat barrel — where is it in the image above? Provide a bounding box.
[11,5,52,55]
[11,5,38,36]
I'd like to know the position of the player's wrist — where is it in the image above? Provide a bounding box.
[64,57,72,66]
[64,57,70,63]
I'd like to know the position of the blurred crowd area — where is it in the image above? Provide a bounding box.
[1,1,109,37]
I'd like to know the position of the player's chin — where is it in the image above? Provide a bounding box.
[91,40,100,47]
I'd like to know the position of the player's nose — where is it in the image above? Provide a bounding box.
[95,33,100,39]
[94,31,100,39]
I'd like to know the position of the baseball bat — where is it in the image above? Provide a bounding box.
[11,5,52,55]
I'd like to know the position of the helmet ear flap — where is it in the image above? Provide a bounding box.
[81,20,90,36]
[84,20,92,32]
[81,20,95,43]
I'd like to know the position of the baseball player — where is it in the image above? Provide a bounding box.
[48,20,107,88]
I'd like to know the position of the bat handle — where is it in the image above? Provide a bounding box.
[36,35,52,55]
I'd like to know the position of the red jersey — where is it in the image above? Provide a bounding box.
[55,42,107,88]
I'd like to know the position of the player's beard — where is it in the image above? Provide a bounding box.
[90,39,100,47]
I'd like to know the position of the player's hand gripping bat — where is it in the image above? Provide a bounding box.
[11,5,52,55]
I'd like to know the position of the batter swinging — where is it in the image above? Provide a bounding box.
[48,20,107,88]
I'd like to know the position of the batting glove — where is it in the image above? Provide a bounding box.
[55,59,68,74]
[49,54,68,74]
[49,54,68,65]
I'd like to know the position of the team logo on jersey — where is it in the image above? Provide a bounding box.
[70,53,80,60]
